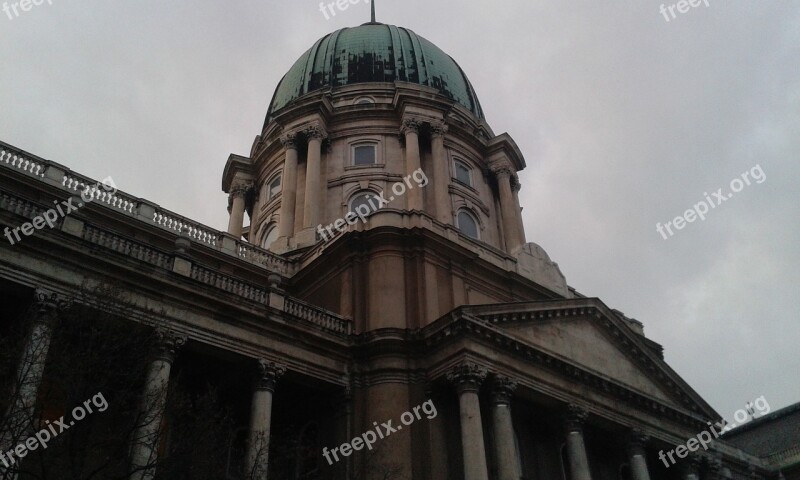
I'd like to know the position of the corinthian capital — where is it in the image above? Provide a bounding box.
[446,362,488,394]
[230,183,251,199]
[33,289,71,320]
[280,132,298,149]
[627,429,649,456]
[563,404,589,433]
[254,359,287,392]
[489,159,515,177]
[490,376,518,406]
[303,123,328,141]
[431,121,449,138]
[401,117,423,136]
[153,328,187,363]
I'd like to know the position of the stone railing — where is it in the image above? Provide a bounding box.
[190,264,268,304]
[285,297,352,335]
[83,224,173,270]
[0,140,290,274]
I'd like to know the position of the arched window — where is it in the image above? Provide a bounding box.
[354,96,375,105]
[456,210,479,239]
[349,191,382,216]
[454,160,472,186]
[266,175,282,201]
[352,143,377,166]
[261,223,279,250]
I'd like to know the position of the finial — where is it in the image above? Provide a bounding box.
[371,0,376,23]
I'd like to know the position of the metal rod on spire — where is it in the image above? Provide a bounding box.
[371,0,376,23]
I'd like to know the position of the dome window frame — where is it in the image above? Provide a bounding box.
[260,222,279,250]
[266,172,283,202]
[453,159,473,187]
[456,208,481,240]
[353,96,376,106]
[348,190,383,218]
[348,139,382,168]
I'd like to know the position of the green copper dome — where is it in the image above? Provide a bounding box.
[266,24,485,120]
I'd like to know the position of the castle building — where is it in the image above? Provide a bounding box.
[0,13,796,480]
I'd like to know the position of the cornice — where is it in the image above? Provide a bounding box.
[420,313,712,432]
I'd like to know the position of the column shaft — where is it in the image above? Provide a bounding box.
[128,330,185,480]
[447,363,489,480]
[491,377,521,480]
[303,137,323,229]
[403,119,423,211]
[431,125,451,223]
[564,405,592,480]
[628,431,651,480]
[511,180,527,246]
[496,171,521,252]
[227,186,247,238]
[1,291,62,479]
[246,360,286,480]
[278,138,299,239]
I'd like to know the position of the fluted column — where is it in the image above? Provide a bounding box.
[1,290,66,474]
[491,376,521,480]
[431,122,451,223]
[302,125,327,230]
[227,184,250,239]
[129,329,187,480]
[511,176,526,246]
[628,430,652,480]
[246,359,286,480]
[563,405,593,480]
[402,118,423,211]
[491,161,521,253]
[447,363,489,480]
[278,133,299,239]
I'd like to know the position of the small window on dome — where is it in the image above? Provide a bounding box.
[349,191,382,216]
[456,210,480,240]
[267,175,282,201]
[261,224,279,250]
[454,160,472,186]
[353,144,377,166]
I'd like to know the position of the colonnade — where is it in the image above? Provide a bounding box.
[0,290,288,480]
[225,117,527,255]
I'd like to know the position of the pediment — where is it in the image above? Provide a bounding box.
[466,299,717,417]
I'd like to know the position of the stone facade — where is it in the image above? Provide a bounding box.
[0,21,795,480]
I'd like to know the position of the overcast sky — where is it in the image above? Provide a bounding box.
[1,0,798,422]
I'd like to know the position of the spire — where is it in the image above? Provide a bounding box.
[371,0,376,23]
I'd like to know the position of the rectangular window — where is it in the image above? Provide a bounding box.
[353,145,377,166]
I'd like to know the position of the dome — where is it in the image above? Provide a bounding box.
[266,23,485,121]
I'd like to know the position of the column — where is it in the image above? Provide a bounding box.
[491,161,521,253]
[563,404,593,480]
[129,329,187,480]
[511,175,526,246]
[446,362,489,480]
[431,122,451,224]
[1,290,65,476]
[302,125,327,231]
[277,133,299,239]
[246,359,286,479]
[401,118,423,211]
[627,430,651,480]
[679,454,701,480]
[491,376,521,480]
[425,386,450,480]
[227,184,249,239]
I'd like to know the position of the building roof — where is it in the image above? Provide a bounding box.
[723,401,800,460]
[265,23,485,121]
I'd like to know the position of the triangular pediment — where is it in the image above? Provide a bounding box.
[465,299,718,417]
